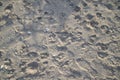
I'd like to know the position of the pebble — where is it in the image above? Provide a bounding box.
[27,52,38,57]
[27,31,32,35]
[0,2,3,6]
[105,4,113,10]
[28,62,39,69]
[97,52,108,58]
[74,6,81,12]
[90,20,99,27]
[86,14,94,20]
[5,4,13,10]
[0,50,4,57]
[96,12,102,17]
[74,15,81,20]
[117,6,120,10]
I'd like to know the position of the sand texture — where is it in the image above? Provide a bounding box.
[0,0,120,80]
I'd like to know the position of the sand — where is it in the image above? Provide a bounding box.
[0,0,120,80]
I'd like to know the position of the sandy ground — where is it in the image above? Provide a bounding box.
[0,0,120,80]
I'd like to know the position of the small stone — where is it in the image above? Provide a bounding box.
[53,53,64,61]
[27,31,32,35]
[43,61,48,64]
[56,46,67,51]
[89,35,97,43]
[0,2,3,6]
[96,43,108,50]
[74,15,81,20]
[70,68,82,78]
[44,9,54,15]
[40,52,49,59]
[105,4,113,10]
[0,51,3,58]
[67,50,74,57]
[49,17,56,24]
[96,12,102,17]
[86,14,94,20]
[94,4,98,7]
[114,15,120,21]
[4,58,12,65]
[82,1,87,7]
[8,69,15,74]
[1,65,4,68]
[44,11,48,15]
[117,6,120,10]
[19,61,26,67]
[28,62,39,69]
[69,3,74,7]
[97,52,108,58]
[27,52,38,57]
[56,31,72,41]
[5,9,11,14]
[90,20,99,27]
[40,45,48,50]
[5,4,13,10]
[101,25,109,29]
[45,28,50,32]
[105,30,111,34]
[37,17,42,20]
[74,6,81,12]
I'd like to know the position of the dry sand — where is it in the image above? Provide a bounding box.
[0,0,120,80]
